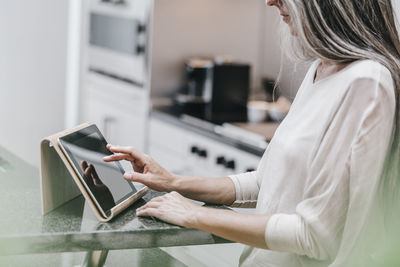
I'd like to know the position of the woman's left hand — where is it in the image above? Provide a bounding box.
[137,192,270,250]
[136,191,201,228]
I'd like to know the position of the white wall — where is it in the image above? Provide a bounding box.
[150,0,267,98]
[150,0,307,100]
[0,1,69,167]
[260,5,281,81]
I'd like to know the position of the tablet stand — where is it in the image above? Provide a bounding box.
[40,123,148,222]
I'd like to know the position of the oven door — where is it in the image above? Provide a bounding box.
[88,0,150,86]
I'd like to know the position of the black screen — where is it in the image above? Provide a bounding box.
[59,125,136,216]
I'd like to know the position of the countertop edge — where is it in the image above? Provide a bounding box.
[151,109,266,157]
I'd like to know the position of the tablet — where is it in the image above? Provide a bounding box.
[58,124,142,218]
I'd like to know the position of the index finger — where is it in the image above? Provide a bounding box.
[107,144,147,162]
[103,153,135,163]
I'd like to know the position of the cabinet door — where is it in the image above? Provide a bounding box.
[86,94,146,151]
[149,145,188,175]
[149,119,189,174]
[83,72,149,153]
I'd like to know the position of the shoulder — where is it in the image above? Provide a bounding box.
[344,60,394,99]
[345,60,396,118]
[347,60,393,89]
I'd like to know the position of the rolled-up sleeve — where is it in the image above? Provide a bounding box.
[266,214,302,254]
[229,171,259,207]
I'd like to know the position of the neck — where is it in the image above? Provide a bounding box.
[314,60,350,83]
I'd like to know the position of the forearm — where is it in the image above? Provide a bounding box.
[191,206,270,249]
[136,191,269,249]
[172,175,236,206]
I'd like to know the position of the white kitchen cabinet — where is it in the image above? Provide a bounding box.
[149,118,189,174]
[149,116,262,267]
[83,71,149,152]
[149,118,261,177]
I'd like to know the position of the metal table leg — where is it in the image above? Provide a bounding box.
[81,250,109,267]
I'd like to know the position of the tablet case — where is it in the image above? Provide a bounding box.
[40,123,148,222]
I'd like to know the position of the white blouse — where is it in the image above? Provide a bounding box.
[229,60,395,267]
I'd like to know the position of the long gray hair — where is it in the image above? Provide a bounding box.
[280,0,400,263]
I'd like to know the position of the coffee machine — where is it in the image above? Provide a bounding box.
[176,58,250,123]
[176,59,214,105]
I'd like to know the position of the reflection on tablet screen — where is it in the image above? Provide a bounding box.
[59,128,137,216]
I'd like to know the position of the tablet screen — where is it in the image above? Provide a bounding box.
[59,125,137,217]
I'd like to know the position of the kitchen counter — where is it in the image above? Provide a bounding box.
[151,104,279,157]
[0,146,230,257]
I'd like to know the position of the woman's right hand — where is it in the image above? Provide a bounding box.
[103,144,177,192]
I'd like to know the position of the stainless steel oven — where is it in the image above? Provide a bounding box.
[87,0,152,87]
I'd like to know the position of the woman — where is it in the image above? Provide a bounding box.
[104,0,400,266]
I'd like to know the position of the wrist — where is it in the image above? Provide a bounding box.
[168,173,182,192]
[184,204,206,229]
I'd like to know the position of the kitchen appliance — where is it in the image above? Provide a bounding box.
[208,62,250,119]
[82,0,152,152]
[176,59,250,122]
[177,59,214,105]
[87,0,152,87]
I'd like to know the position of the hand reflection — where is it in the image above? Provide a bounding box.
[80,160,115,213]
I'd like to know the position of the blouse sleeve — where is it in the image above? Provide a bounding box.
[228,171,259,208]
[228,147,270,207]
[265,76,395,261]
